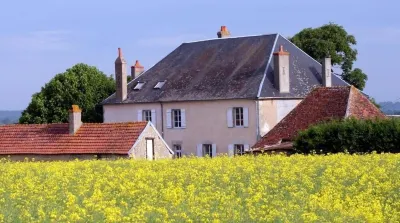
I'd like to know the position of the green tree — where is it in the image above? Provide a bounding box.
[289,23,368,90]
[19,63,115,124]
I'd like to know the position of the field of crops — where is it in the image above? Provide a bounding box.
[0,154,399,222]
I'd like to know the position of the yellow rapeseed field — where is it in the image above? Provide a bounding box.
[0,153,399,222]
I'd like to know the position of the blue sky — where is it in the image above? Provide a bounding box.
[0,0,399,110]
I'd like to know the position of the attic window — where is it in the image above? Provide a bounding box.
[154,81,166,89]
[134,82,145,90]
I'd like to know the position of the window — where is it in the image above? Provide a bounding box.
[143,110,152,122]
[134,82,145,90]
[172,109,182,128]
[234,144,245,155]
[154,81,166,89]
[233,107,244,127]
[203,144,213,157]
[173,144,182,158]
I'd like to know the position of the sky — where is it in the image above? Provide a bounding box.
[0,0,399,110]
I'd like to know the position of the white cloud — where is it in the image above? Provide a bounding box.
[136,34,208,47]
[0,30,73,51]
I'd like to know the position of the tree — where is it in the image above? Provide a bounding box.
[289,23,368,90]
[19,63,115,124]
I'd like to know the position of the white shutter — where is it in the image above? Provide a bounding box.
[181,109,186,128]
[166,109,172,128]
[151,109,156,127]
[137,110,143,121]
[244,144,250,152]
[243,107,249,127]
[212,144,217,157]
[228,144,234,157]
[227,108,233,128]
[197,144,203,157]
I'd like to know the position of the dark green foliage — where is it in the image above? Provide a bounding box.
[294,118,400,154]
[289,22,368,90]
[19,63,115,124]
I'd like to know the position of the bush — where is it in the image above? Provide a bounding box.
[294,118,400,154]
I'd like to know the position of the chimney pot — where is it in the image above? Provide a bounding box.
[131,60,145,79]
[69,105,82,135]
[217,25,231,38]
[273,45,290,93]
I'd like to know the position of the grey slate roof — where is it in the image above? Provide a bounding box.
[102,34,349,104]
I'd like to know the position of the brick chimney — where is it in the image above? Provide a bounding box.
[131,60,144,79]
[273,45,290,93]
[217,26,231,38]
[115,48,127,102]
[69,105,82,135]
[322,57,332,87]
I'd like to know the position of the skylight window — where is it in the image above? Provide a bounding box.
[154,81,166,89]
[134,82,145,90]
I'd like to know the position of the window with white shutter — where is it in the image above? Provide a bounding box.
[151,109,156,127]
[181,109,186,128]
[228,144,234,157]
[243,107,249,127]
[137,110,143,121]
[196,144,203,157]
[212,144,217,157]
[227,108,233,128]
[166,109,172,128]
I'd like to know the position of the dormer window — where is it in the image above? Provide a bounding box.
[134,82,145,90]
[154,81,166,89]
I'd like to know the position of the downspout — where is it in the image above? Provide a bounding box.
[159,101,164,137]
[256,100,260,141]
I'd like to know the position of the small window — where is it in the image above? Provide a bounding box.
[154,81,166,89]
[203,144,213,157]
[143,110,152,122]
[233,107,244,127]
[173,144,182,158]
[134,82,145,90]
[172,109,182,128]
[234,144,245,155]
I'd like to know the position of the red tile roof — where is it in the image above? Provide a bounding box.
[253,86,385,149]
[0,122,148,155]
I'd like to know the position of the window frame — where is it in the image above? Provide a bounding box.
[172,109,182,128]
[203,144,213,157]
[233,107,244,127]
[173,144,182,158]
[234,144,245,155]
[133,82,145,90]
[154,81,166,89]
[142,110,152,122]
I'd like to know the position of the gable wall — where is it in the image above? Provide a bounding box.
[130,125,172,159]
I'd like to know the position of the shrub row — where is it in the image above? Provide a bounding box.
[294,118,400,154]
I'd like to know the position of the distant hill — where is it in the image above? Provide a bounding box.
[0,111,22,125]
[379,102,400,115]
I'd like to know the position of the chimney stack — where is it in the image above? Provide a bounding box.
[322,57,332,87]
[273,45,290,93]
[131,60,144,79]
[69,105,82,135]
[115,48,127,102]
[217,26,231,38]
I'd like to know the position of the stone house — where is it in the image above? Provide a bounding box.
[101,26,349,157]
[251,86,386,154]
[0,105,172,161]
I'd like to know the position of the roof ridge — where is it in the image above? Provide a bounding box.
[344,86,355,117]
[183,33,279,44]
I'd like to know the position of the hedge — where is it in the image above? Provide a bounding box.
[293,118,400,154]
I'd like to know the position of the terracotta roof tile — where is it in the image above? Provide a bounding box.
[0,122,147,155]
[253,86,385,149]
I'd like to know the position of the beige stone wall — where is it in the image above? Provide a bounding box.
[258,99,302,138]
[103,98,302,156]
[130,125,173,159]
[0,154,126,162]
